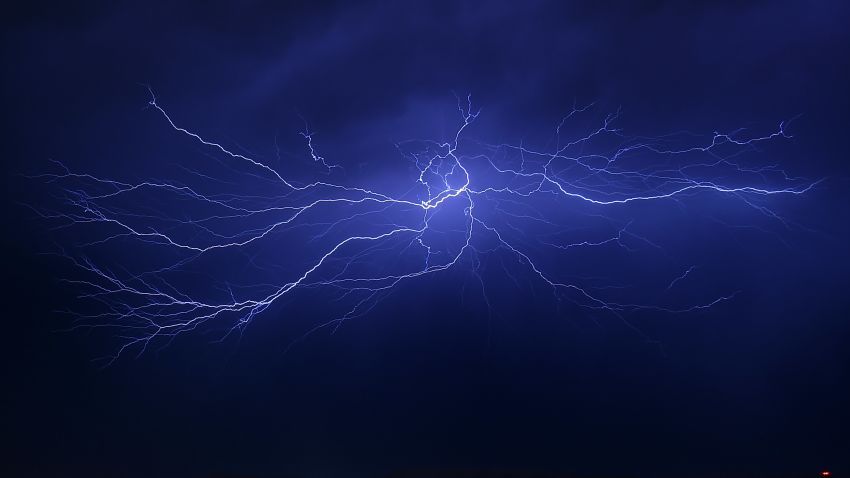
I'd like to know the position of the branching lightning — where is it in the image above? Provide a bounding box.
[30,89,819,364]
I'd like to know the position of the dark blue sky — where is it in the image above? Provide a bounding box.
[3,1,850,477]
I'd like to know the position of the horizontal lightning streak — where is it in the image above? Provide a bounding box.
[31,90,818,363]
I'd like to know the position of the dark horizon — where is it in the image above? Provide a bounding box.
[2,1,849,477]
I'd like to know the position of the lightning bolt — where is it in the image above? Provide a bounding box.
[29,88,819,364]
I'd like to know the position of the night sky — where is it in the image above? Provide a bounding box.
[2,1,850,477]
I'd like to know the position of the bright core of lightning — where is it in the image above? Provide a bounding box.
[30,90,818,364]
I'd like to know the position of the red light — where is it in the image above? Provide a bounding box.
[821,472,831,477]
